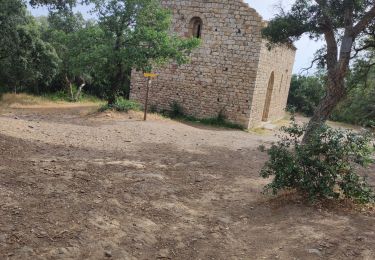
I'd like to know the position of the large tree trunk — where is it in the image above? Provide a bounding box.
[107,34,123,106]
[108,63,123,106]
[65,75,74,101]
[123,68,132,99]
[302,79,346,143]
[74,83,86,101]
[73,76,86,102]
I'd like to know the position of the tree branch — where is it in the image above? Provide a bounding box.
[338,1,354,75]
[352,4,375,37]
[315,0,338,71]
[299,55,322,73]
[351,41,375,59]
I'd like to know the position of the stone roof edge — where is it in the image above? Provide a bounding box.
[238,0,264,21]
[236,1,297,51]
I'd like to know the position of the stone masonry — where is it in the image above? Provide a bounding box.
[130,0,296,128]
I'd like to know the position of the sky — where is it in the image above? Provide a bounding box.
[247,0,322,74]
[28,0,323,74]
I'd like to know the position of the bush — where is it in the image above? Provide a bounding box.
[260,116,375,203]
[43,90,71,101]
[169,101,184,118]
[166,102,244,129]
[100,97,141,112]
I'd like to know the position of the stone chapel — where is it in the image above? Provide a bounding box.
[130,0,296,128]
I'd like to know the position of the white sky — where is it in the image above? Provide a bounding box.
[247,0,322,74]
[28,0,323,74]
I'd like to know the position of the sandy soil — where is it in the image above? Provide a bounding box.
[0,104,374,260]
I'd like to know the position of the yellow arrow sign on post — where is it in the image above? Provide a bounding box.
[143,72,159,121]
[143,73,158,78]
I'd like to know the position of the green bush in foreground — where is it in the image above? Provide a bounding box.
[100,97,141,112]
[260,116,375,204]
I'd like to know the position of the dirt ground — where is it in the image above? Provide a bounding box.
[0,103,374,260]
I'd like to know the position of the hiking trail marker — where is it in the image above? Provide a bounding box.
[143,72,159,121]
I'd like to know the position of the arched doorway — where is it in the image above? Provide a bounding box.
[262,72,275,122]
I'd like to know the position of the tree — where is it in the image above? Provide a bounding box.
[92,0,200,105]
[44,9,105,100]
[331,53,375,127]
[0,0,59,93]
[29,0,78,10]
[262,0,375,142]
[288,74,326,116]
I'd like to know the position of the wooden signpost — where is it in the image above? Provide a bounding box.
[143,72,158,121]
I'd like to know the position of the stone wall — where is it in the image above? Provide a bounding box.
[130,0,296,128]
[248,40,296,128]
[130,0,264,127]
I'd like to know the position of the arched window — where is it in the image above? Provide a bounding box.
[189,17,203,38]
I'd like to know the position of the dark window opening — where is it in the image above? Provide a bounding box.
[195,23,202,38]
[189,17,203,38]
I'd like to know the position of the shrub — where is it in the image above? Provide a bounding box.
[169,101,184,118]
[260,116,375,203]
[166,102,244,129]
[99,97,141,112]
[43,90,71,101]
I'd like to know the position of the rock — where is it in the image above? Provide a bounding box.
[104,250,112,258]
[58,247,69,255]
[158,249,170,258]
[189,161,201,166]
[307,248,322,257]
[0,234,7,243]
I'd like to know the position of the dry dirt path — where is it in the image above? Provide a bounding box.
[0,105,374,260]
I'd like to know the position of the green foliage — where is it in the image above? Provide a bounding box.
[0,0,59,92]
[260,116,375,203]
[262,0,375,46]
[99,97,141,112]
[169,101,184,118]
[331,59,375,127]
[29,0,78,10]
[288,74,326,116]
[2,0,199,103]
[92,0,200,103]
[42,9,108,100]
[289,65,375,128]
[42,89,101,102]
[262,0,375,143]
[192,116,244,130]
[166,102,244,129]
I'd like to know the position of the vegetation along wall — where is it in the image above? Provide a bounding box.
[130,0,296,128]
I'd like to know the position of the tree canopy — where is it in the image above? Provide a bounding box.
[0,0,199,102]
[92,0,200,104]
[0,0,59,93]
[263,0,375,141]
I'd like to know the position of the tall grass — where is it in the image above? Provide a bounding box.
[166,102,244,130]
[99,97,141,112]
